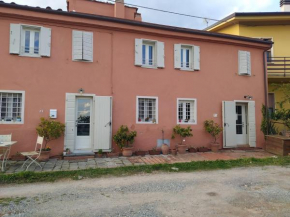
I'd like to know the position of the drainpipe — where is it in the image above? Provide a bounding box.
[263,44,272,135]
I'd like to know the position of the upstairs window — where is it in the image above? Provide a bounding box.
[137,97,158,124]
[0,91,25,124]
[177,98,197,124]
[22,27,40,56]
[10,24,51,57]
[135,39,165,68]
[72,30,94,62]
[174,44,200,71]
[238,51,251,76]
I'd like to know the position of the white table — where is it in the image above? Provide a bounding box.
[0,141,17,172]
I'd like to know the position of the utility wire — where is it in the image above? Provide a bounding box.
[107,0,219,21]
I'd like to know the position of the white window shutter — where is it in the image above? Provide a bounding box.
[94,96,112,151]
[9,24,21,55]
[82,31,93,62]
[40,27,51,57]
[72,30,83,61]
[135,38,142,66]
[247,52,251,76]
[65,94,76,152]
[248,101,256,147]
[238,51,248,75]
[174,44,181,69]
[222,101,237,148]
[193,46,200,70]
[156,41,165,68]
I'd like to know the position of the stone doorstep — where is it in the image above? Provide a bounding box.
[64,155,95,161]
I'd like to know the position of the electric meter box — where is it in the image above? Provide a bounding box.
[50,109,57,119]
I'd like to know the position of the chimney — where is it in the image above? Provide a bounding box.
[114,0,125,19]
[280,0,290,11]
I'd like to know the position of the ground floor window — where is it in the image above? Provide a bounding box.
[0,91,24,124]
[177,98,197,124]
[137,97,158,124]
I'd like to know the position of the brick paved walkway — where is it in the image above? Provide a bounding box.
[2,150,275,174]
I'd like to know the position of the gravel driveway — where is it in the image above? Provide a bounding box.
[1,166,290,217]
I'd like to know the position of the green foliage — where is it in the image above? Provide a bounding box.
[204,120,223,144]
[272,108,290,129]
[271,83,290,108]
[1,157,289,184]
[261,105,278,136]
[36,118,65,148]
[98,149,103,154]
[171,125,193,144]
[113,125,137,149]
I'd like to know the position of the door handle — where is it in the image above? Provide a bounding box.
[224,123,229,127]
[242,122,245,127]
[104,121,111,127]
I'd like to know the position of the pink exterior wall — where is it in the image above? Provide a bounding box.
[0,5,270,156]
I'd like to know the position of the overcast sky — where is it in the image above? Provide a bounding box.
[3,0,280,29]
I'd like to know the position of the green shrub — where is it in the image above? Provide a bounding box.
[113,125,137,149]
[204,120,223,144]
[171,125,193,145]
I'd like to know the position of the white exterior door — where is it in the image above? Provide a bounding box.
[94,96,112,151]
[75,97,93,150]
[223,101,237,148]
[236,104,248,145]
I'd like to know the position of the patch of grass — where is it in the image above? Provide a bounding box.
[0,157,289,185]
[0,197,26,206]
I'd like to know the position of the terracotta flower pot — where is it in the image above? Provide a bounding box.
[135,151,147,156]
[177,144,187,154]
[107,152,120,158]
[161,144,169,155]
[170,149,177,156]
[122,147,133,157]
[38,151,50,162]
[198,147,210,152]
[188,147,197,153]
[211,143,220,152]
[149,150,161,155]
[97,153,103,158]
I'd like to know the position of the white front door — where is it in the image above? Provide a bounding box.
[236,104,248,145]
[75,97,93,150]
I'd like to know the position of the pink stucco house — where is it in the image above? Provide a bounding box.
[0,0,272,157]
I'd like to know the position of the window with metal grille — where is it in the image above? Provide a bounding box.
[177,99,196,124]
[137,97,158,124]
[142,41,155,67]
[0,91,24,124]
[21,27,41,57]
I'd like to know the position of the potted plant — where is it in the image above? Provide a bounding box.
[198,147,210,152]
[11,152,26,161]
[36,117,65,161]
[204,120,223,152]
[113,125,137,157]
[97,149,103,158]
[188,146,197,153]
[135,149,147,156]
[161,129,169,155]
[171,125,193,154]
[107,148,120,158]
[170,148,177,156]
[149,147,161,155]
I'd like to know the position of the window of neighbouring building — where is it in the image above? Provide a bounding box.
[177,98,197,124]
[268,93,275,115]
[137,97,158,124]
[10,24,51,57]
[0,91,25,124]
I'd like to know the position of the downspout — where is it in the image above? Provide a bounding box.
[263,44,272,135]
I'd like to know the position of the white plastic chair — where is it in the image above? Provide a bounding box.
[20,135,44,171]
[0,134,12,172]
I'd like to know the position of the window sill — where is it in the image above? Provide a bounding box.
[141,65,158,69]
[136,122,158,125]
[73,59,93,63]
[177,122,197,125]
[0,121,24,125]
[19,54,41,58]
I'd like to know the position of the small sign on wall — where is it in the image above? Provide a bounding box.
[50,109,57,119]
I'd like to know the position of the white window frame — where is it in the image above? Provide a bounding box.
[180,45,193,71]
[0,90,25,125]
[142,40,157,68]
[20,25,41,58]
[136,96,158,124]
[176,98,197,125]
